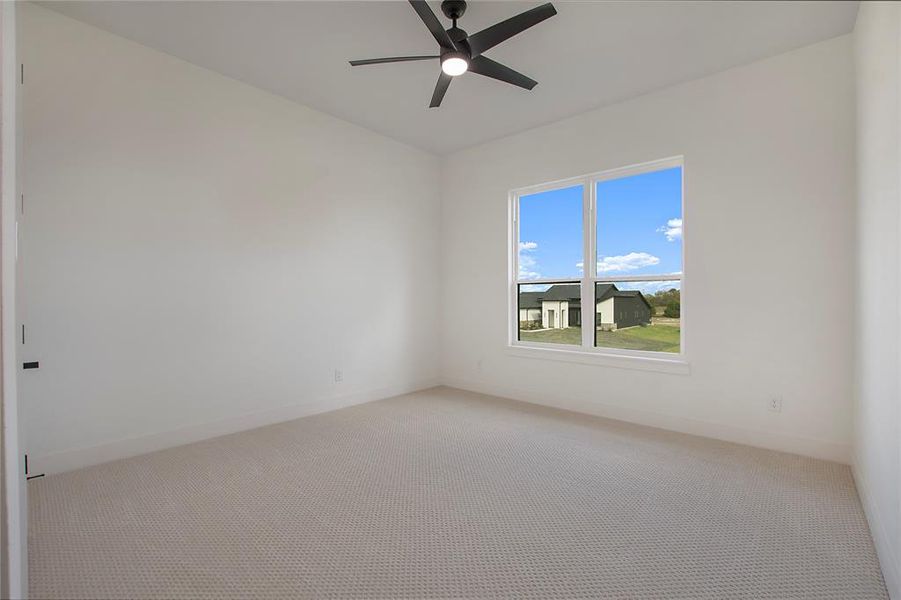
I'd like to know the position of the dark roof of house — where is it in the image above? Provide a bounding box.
[595,283,616,302]
[520,283,652,310]
[518,292,543,309]
[597,284,652,308]
[541,284,581,301]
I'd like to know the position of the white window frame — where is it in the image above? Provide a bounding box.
[507,156,688,374]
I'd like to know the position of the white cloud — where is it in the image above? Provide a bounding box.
[657,218,682,242]
[596,252,660,273]
[518,253,541,279]
[518,241,541,279]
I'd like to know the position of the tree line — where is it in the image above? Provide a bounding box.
[647,287,680,318]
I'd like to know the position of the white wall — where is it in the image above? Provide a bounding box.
[597,298,613,326]
[441,35,856,463]
[541,300,569,329]
[19,4,441,474]
[853,3,901,597]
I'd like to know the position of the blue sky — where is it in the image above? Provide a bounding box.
[519,167,682,293]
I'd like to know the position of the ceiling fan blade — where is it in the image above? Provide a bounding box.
[408,0,455,50]
[469,56,537,90]
[466,3,557,57]
[429,71,452,108]
[349,55,439,66]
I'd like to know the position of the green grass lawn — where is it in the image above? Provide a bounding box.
[520,325,680,353]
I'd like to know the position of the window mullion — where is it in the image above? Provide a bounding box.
[580,179,595,349]
[595,275,683,283]
[510,193,518,345]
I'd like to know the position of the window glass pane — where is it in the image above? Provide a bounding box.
[518,282,581,346]
[595,281,680,353]
[596,167,682,277]
[518,185,583,280]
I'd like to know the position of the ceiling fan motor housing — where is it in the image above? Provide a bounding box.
[441,0,467,21]
[447,27,470,54]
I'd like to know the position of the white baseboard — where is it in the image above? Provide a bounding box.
[32,375,851,475]
[853,459,900,599]
[32,378,439,475]
[442,377,852,464]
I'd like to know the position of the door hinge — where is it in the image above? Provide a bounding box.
[20,63,23,85]
[21,324,25,345]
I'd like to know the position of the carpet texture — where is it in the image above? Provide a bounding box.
[29,387,887,599]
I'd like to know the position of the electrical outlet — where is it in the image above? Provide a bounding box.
[768,395,782,413]
[334,369,343,384]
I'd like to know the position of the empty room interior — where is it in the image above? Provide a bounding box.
[1,0,900,598]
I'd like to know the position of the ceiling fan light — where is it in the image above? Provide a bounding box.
[441,54,469,76]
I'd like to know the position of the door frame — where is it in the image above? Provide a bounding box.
[1,2,27,597]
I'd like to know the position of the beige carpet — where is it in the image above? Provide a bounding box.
[29,387,886,599]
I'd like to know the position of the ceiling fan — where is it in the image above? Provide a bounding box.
[349,0,557,108]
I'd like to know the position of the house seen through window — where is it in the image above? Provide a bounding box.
[513,158,683,355]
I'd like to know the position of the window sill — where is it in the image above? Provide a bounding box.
[506,343,691,375]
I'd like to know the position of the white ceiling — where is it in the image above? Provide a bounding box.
[41,1,858,155]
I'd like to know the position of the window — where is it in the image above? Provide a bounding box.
[515,184,583,347]
[511,157,683,359]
